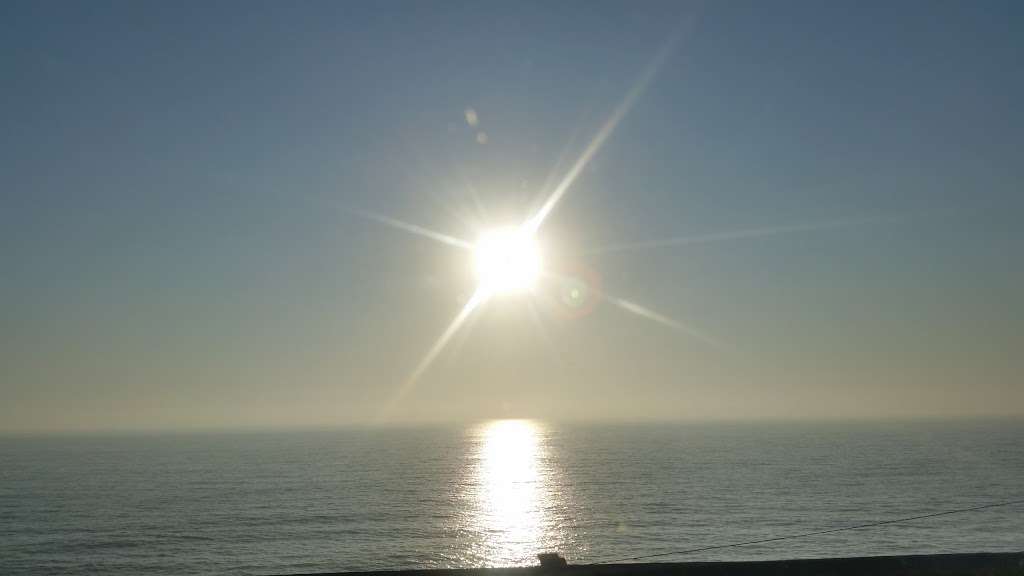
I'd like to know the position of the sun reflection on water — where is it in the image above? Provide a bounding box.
[469,419,551,566]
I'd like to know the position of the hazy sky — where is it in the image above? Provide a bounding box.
[2,1,1022,431]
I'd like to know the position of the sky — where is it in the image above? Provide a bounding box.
[1,1,1022,431]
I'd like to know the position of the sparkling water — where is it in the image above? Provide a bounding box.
[2,419,1021,575]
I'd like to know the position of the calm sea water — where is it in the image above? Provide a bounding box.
[1,420,1022,575]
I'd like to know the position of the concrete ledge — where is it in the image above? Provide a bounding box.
[283,552,1024,576]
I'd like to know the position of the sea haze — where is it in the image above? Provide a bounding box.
[1,419,1021,575]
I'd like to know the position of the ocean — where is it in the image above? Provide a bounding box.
[1,419,1021,575]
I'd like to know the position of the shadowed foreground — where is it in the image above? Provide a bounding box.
[282,552,1024,576]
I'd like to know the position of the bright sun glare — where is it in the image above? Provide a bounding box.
[474,226,542,295]
[364,36,707,414]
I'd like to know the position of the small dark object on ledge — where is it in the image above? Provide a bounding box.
[537,553,567,568]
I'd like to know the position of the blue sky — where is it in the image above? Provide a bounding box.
[2,1,1022,430]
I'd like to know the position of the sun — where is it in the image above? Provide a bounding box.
[474,226,542,295]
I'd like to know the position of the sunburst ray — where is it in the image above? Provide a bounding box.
[606,295,726,350]
[525,35,679,234]
[349,207,474,251]
[589,215,897,255]
[378,287,490,420]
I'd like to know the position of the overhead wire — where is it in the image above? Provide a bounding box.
[589,498,1024,565]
